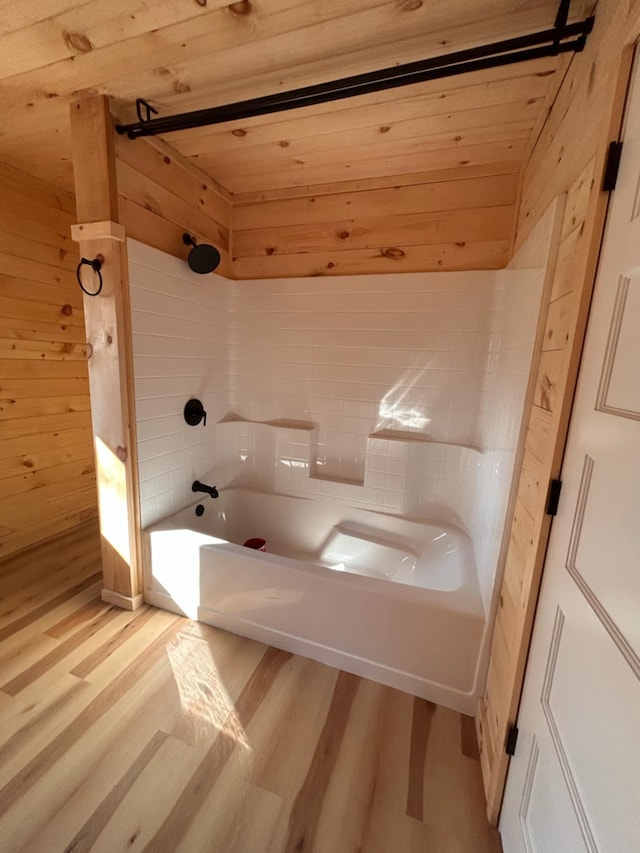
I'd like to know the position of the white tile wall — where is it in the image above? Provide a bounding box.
[128,240,232,527]
[470,202,560,609]
[230,272,492,482]
[129,223,557,613]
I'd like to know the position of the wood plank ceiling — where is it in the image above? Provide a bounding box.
[0,0,588,198]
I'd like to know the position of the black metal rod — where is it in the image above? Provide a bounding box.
[116,17,594,139]
[555,0,572,29]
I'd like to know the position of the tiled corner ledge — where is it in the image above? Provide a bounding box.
[370,428,482,455]
[210,417,482,524]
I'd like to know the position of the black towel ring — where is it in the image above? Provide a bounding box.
[76,257,103,297]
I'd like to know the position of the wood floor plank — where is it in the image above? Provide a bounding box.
[87,734,205,853]
[69,605,157,680]
[0,678,95,790]
[146,646,293,851]
[1,606,118,696]
[0,571,101,640]
[54,730,169,853]
[71,607,181,687]
[177,775,286,853]
[0,553,100,617]
[407,697,437,820]
[309,677,398,853]
[165,625,268,748]
[248,654,340,800]
[0,521,98,581]
[0,620,183,818]
[173,655,337,852]
[284,670,360,853]
[352,686,424,853]
[11,661,186,853]
[0,524,502,853]
[461,711,481,760]
[423,705,502,852]
[45,596,105,639]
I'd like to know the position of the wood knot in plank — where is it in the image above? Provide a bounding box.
[232,128,247,137]
[116,446,128,462]
[540,374,553,409]
[61,304,73,316]
[63,31,93,53]
[85,343,94,359]
[174,80,191,94]
[229,0,252,14]
[399,0,423,10]
[381,247,405,260]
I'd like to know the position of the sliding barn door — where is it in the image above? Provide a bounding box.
[500,55,640,853]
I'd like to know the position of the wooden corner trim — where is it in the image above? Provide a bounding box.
[71,221,126,243]
[101,588,144,611]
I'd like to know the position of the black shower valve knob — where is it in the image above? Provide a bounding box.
[184,398,207,427]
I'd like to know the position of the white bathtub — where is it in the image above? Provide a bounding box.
[144,486,486,713]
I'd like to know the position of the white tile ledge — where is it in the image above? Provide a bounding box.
[370,429,482,454]
[218,415,314,433]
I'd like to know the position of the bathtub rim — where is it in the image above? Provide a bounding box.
[145,497,482,610]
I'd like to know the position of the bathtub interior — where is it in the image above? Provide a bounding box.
[144,487,487,712]
[163,487,475,597]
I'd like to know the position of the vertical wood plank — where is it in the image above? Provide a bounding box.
[70,97,118,223]
[69,95,142,608]
[477,34,635,823]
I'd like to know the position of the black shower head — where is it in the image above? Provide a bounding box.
[182,233,221,274]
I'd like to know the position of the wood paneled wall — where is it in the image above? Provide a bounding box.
[117,129,514,280]
[477,0,640,824]
[115,136,232,276]
[231,163,518,278]
[0,162,97,559]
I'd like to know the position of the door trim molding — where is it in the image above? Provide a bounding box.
[541,608,597,853]
[565,454,640,679]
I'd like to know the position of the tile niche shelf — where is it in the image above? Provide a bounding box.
[210,417,482,526]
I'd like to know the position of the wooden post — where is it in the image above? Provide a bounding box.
[70,96,143,610]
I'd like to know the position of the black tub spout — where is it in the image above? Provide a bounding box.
[192,480,219,499]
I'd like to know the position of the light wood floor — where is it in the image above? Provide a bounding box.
[0,522,502,853]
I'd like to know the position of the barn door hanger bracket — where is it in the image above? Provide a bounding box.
[116,1,594,140]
